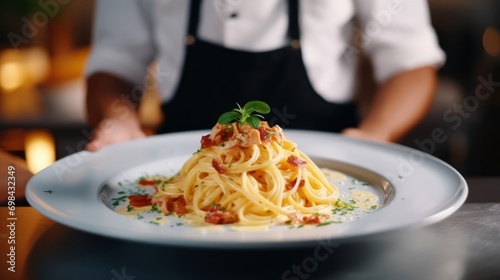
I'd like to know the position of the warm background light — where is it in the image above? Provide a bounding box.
[0,48,50,120]
[482,26,500,57]
[25,130,56,174]
[0,61,26,92]
[0,48,49,93]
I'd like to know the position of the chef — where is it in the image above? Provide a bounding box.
[85,0,445,151]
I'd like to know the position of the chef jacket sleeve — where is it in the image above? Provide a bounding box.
[353,0,446,83]
[85,0,155,86]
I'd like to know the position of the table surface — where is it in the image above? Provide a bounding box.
[1,177,499,280]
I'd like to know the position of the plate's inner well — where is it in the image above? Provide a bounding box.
[99,157,394,230]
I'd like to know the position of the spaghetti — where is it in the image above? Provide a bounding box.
[146,120,340,226]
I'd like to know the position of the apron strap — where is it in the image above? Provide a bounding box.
[287,0,301,49]
[185,0,202,45]
[185,0,300,48]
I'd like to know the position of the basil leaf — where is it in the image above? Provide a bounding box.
[218,111,240,124]
[246,116,261,128]
[217,100,270,128]
[244,100,270,114]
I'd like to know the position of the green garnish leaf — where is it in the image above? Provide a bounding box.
[244,100,271,114]
[218,111,240,124]
[246,116,261,128]
[217,100,271,128]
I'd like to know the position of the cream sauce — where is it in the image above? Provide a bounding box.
[114,205,154,217]
[320,168,347,181]
[351,189,379,212]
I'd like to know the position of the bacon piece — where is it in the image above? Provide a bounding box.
[200,134,213,148]
[128,194,152,207]
[259,123,284,142]
[209,123,225,142]
[231,124,261,147]
[222,139,241,150]
[201,124,237,148]
[204,212,236,224]
[212,158,225,174]
[287,212,322,225]
[285,179,305,190]
[137,178,157,186]
[244,128,262,146]
[172,195,187,216]
[271,125,284,141]
[259,126,273,142]
[202,122,283,149]
[153,196,188,216]
[287,156,307,168]
[204,205,236,224]
[287,212,303,224]
[302,215,321,224]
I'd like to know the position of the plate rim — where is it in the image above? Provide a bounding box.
[26,129,469,248]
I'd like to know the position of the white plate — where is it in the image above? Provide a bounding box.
[26,130,468,248]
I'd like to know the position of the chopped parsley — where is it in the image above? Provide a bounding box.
[149,204,162,213]
[334,199,358,211]
[289,224,305,229]
[111,195,128,207]
[265,132,275,138]
[316,221,342,227]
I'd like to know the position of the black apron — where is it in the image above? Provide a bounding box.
[157,0,358,134]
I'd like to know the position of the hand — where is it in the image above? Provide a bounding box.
[0,150,31,205]
[341,127,389,143]
[85,118,146,151]
[347,66,437,143]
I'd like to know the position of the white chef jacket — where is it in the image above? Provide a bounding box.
[85,0,445,103]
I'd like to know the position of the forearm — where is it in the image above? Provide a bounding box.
[86,72,142,129]
[355,66,438,142]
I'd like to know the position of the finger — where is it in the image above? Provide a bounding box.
[85,139,102,152]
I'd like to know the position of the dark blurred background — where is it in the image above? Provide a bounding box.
[0,0,499,177]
